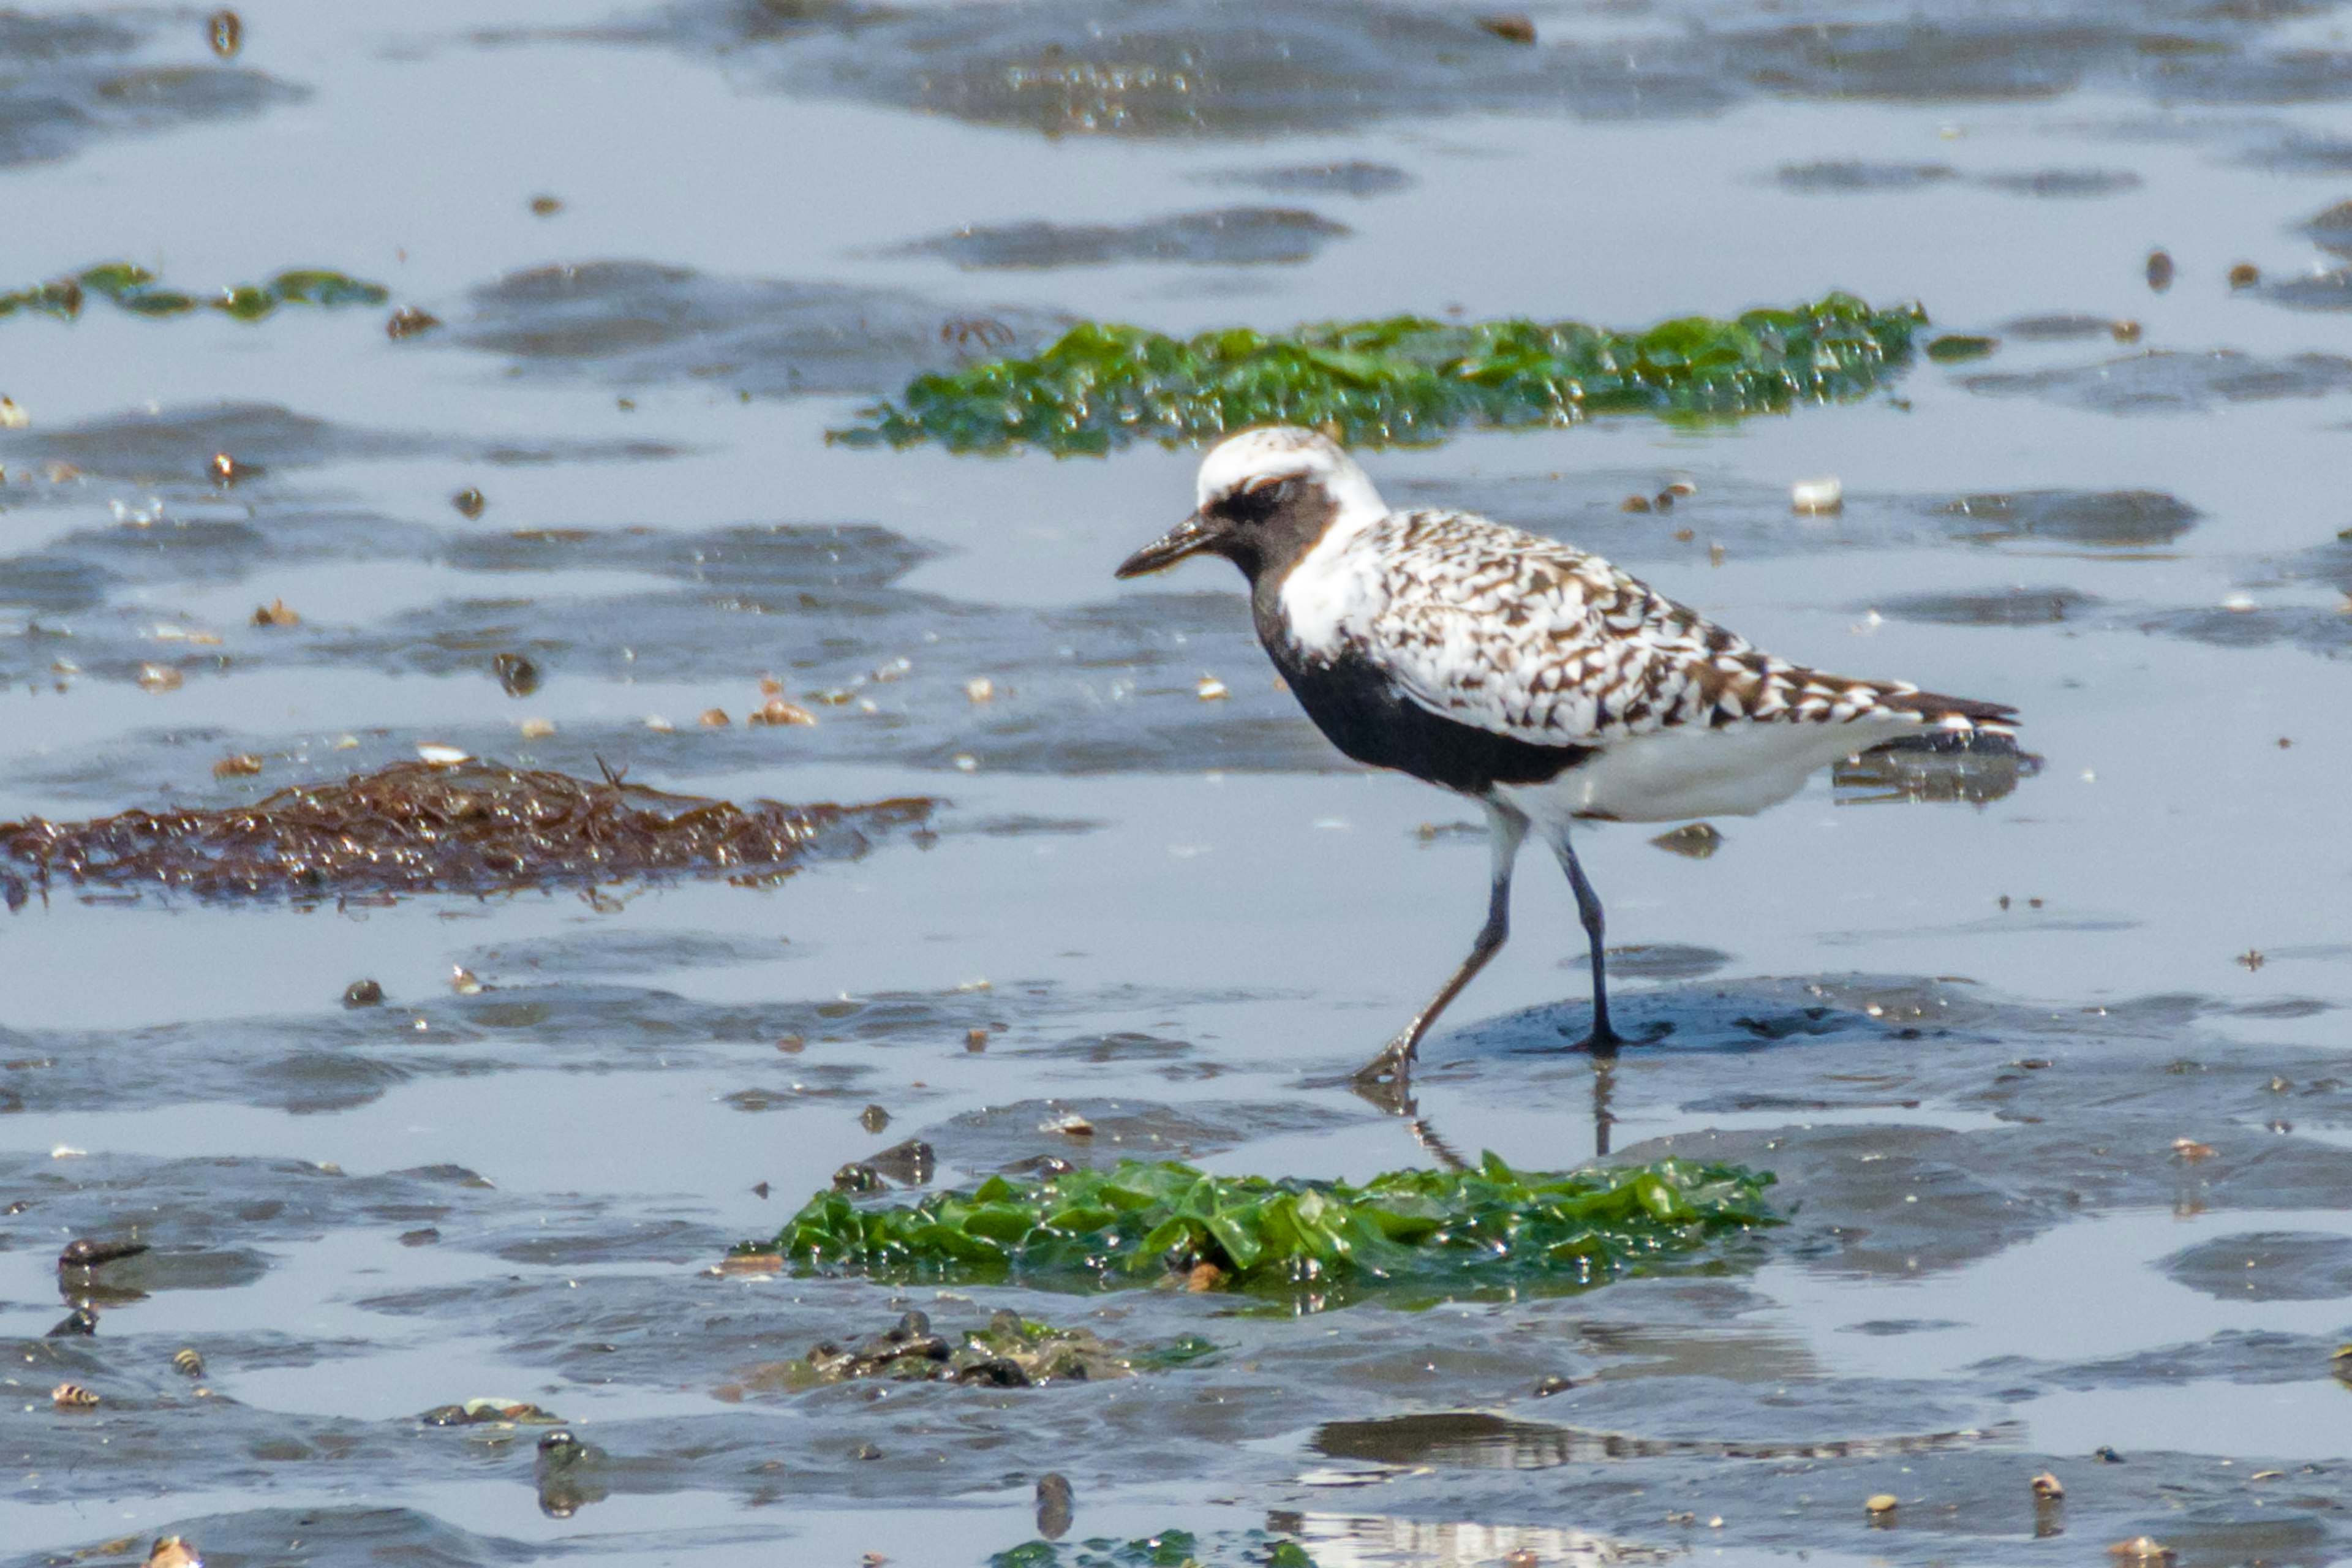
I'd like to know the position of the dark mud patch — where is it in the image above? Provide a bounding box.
[1965,350,2352,415]
[600,0,2352,138]
[0,400,683,484]
[1314,1406,2012,1469]
[1876,586,2105,625]
[1776,162,2138,197]
[929,1096,1355,1173]
[441,260,1069,396]
[1200,160,1412,198]
[0,759,931,906]
[0,12,300,170]
[892,207,1350,270]
[2162,1232,2352,1302]
[2260,269,2352,311]
[1936,489,2199,548]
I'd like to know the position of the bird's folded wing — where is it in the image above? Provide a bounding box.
[1360,513,1939,747]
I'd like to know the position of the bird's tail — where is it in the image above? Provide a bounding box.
[1877,685,2019,737]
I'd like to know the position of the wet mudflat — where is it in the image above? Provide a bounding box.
[4,1,2352,1564]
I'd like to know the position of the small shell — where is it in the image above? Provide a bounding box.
[519,718,556,740]
[644,715,674,731]
[1042,1112,1095,1137]
[2031,1470,2064,1498]
[148,1537,203,1568]
[137,663,183,692]
[964,677,995,703]
[952,753,978,772]
[173,1348,205,1378]
[2172,1137,2217,1161]
[2227,262,2260,289]
[450,967,483,995]
[698,708,729,727]
[53,1382,99,1409]
[451,488,486,519]
[1791,476,1844,514]
[2108,1538,2173,1562]
[212,754,264,778]
[1196,675,1228,700]
[1864,1493,1898,1514]
[748,698,816,726]
[0,396,27,429]
[251,598,300,627]
[416,744,470,765]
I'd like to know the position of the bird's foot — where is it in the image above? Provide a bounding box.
[1347,1038,1419,1115]
[1561,1019,1672,1055]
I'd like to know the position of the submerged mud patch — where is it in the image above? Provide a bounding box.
[892,206,1351,270]
[0,12,300,170]
[1965,350,2352,414]
[0,760,931,905]
[441,260,1069,396]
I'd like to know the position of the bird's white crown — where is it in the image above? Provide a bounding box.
[1194,426,1389,529]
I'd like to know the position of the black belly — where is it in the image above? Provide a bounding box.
[1274,643,1592,796]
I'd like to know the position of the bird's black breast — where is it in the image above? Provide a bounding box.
[1266,637,1593,796]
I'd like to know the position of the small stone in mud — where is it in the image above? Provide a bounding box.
[1532,1373,1572,1396]
[859,1103,891,1133]
[2111,318,2142,342]
[451,487,486,519]
[964,676,995,703]
[2172,1137,2217,1161]
[2228,262,2261,289]
[775,1034,804,1052]
[2237,949,2266,971]
[2146,249,2174,291]
[2109,1538,2174,1562]
[749,697,816,726]
[519,718,555,741]
[213,754,263,778]
[146,1537,201,1568]
[2096,1446,2125,1462]
[1185,1262,1224,1292]
[209,451,257,484]
[700,707,730,726]
[720,1251,785,1272]
[965,1027,989,1051]
[53,1382,99,1409]
[492,652,541,696]
[251,598,300,627]
[1650,822,1721,859]
[1001,1153,1074,1177]
[47,1306,97,1336]
[853,1442,883,1460]
[173,1348,204,1377]
[752,1180,770,1197]
[1474,12,1536,42]
[138,663,183,692]
[60,1238,149,1269]
[866,1138,935,1186]
[1504,1553,1538,1568]
[450,966,484,995]
[387,306,442,339]
[2032,1470,2065,1498]
[1036,1472,1074,1539]
[529,195,564,217]
[1196,674,1228,700]
[343,978,385,1007]
[833,1162,883,1193]
[1865,1493,1898,1514]
[1791,476,1844,514]
[1620,494,1653,513]
[1044,1112,1095,1137]
[208,9,241,55]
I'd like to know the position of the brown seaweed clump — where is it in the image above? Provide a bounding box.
[0,760,932,908]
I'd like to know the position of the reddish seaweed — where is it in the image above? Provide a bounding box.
[0,760,932,908]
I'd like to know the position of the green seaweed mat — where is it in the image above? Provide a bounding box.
[1,264,388,323]
[840,292,1924,454]
[749,1153,1777,1308]
[992,1529,1316,1567]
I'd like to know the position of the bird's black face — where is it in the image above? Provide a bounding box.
[1114,473,1337,584]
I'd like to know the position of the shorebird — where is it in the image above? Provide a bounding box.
[1115,426,2016,1093]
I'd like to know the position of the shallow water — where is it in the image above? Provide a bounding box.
[5,1,2352,1564]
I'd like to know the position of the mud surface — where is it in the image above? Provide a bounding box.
[4,2,2352,1566]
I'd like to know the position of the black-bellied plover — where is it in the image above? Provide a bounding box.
[1115,426,2015,1091]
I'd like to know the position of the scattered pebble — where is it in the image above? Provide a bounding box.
[1503,1553,1537,1568]
[386,306,441,339]
[207,9,240,55]
[953,753,979,772]
[492,651,541,696]
[212,754,263,778]
[1650,821,1722,859]
[749,698,816,726]
[2109,1537,2173,1562]
[519,718,556,740]
[644,715,674,731]
[137,663,183,692]
[859,1103,891,1133]
[1475,12,1536,42]
[1036,1472,1074,1539]
[2146,249,2174,291]
[60,1237,149,1268]
[2111,318,2142,342]
[2171,1137,2217,1161]
[2228,262,2261,288]
[1532,1373,1572,1396]
[1864,1493,1898,1515]
[420,1396,562,1427]
[1185,1262,1225,1292]
[209,451,255,484]
[1196,675,1229,700]
[451,487,486,519]
[699,707,730,726]
[343,979,385,1007]
[965,677,995,703]
[1621,494,1653,513]
[529,195,564,216]
[52,1382,99,1409]
[2239,949,2266,971]
[965,1027,990,1050]
[0,396,26,429]
[450,966,484,995]
[416,744,470,765]
[776,1035,804,1053]
[1791,476,1844,514]
[47,1307,97,1336]
[1707,541,1727,566]
[1664,480,1697,497]
[251,598,300,627]
[1043,1112,1096,1137]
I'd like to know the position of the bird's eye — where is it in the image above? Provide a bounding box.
[1223,477,1291,524]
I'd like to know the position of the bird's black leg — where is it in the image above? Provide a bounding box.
[1352,802,1529,1096]
[1551,828,1626,1054]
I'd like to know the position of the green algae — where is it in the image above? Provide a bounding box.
[993,1531,1314,1568]
[750,1153,1777,1306]
[840,292,1925,454]
[1926,333,1999,363]
[0,264,389,325]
